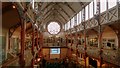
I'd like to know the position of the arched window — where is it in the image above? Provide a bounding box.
[47,22,60,35]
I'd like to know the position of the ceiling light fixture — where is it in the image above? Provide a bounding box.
[12,5,16,8]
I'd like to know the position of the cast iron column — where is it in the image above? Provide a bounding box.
[31,24,35,68]
[36,29,38,50]
[20,9,26,67]
[97,0,103,67]
[82,7,87,68]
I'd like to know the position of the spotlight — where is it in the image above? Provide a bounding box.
[12,5,16,9]
[37,58,41,61]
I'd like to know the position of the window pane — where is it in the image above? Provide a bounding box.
[77,13,79,25]
[85,5,89,20]
[68,21,70,29]
[108,0,117,9]
[32,0,35,9]
[72,17,75,28]
[74,15,77,26]
[81,9,85,21]
[100,0,106,13]
[65,24,67,31]
[94,0,97,14]
[72,18,73,28]
[69,21,71,29]
[71,17,74,28]
[64,24,66,30]
[66,23,67,30]
[89,1,94,18]
[79,11,81,24]
[67,22,68,30]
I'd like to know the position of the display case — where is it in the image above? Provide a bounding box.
[102,38,116,50]
[88,37,98,47]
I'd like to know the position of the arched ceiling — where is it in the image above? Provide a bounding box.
[36,2,90,25]
[2,2,91,34]
[2,2,20,29]
[2,2,32,35]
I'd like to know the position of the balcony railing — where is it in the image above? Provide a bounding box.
[1,48,33,67]
[102,49,120,66]
[43,42,66,47]
[69,43,120,66]
[67,5,119,33]
[1,55,20,67]
[78,45,84,54]
[87,46,100,58]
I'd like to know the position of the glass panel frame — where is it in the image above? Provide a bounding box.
[71,17,74,28]
[100,0,107,13]
[85,5,89,20]
[108,0,117,9]
[77,13,79,25]
[94,0,97,14]
[89,1,94,18]
[79,11,81,24]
